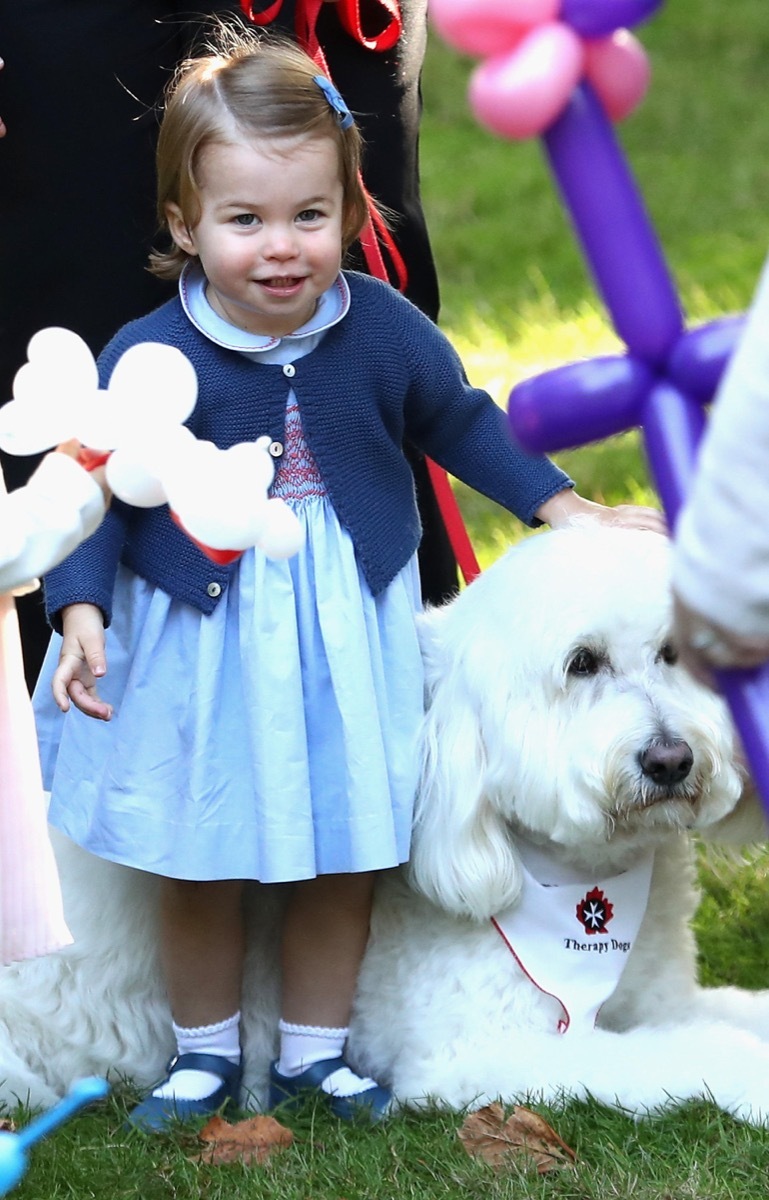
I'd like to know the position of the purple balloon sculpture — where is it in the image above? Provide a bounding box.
[544,85,683,365]
[561,0,661,37]
[500,8,769,808]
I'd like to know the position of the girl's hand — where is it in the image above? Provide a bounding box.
[673,595,769,689]
[52,603,113,721]
[535,489,667,535]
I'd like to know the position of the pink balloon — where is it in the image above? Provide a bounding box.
[584,31,651,121]
[429,0,559,59]
[469,23,584,140]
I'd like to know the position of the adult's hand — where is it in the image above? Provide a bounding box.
[673,595,769,689]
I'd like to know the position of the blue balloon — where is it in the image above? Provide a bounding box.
[494,4,769,810]
[543,86,684,365]
[509,355,653,452]
[667,315,746,401]
[560,0,664,38]
[641,382,705,528]
[718,666,769,803]
[0,1078,108,1196]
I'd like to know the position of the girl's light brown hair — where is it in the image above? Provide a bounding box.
[149,31,368,280]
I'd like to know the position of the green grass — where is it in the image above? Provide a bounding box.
[695,848,769,989]
[11,2,769,1196]
[13,1064,769,1199]
[421,0,769,338]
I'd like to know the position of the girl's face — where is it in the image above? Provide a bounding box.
[166,134,345,338]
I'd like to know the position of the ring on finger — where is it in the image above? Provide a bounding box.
[689,628,730,659]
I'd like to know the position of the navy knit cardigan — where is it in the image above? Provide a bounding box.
[45,273,571,627]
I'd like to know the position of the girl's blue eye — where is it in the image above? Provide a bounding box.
[297,209,321,223]
[234,213,257,226]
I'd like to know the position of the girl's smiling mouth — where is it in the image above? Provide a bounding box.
[260,276,305,290]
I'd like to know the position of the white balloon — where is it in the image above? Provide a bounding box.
[163,436,286,551]
[14,330,100,425]
[71,398,123,450]
[106,447,168,508]
[5,328,200,465]
[108,343,198,427]
[162,438,212,502]
[257,498,305,559]
[2,326,305,563]
[220,439,276,493]
[170,476,269,552]
[12,360,63,406]
[11,360,93,431]
[107,426,195,507]
[26,327,99,390]
[0,396,76,454]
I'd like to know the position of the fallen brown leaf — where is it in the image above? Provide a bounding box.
[458,1102,577,1175]
[193,1113,294,1165]
[0,1118,14,1133]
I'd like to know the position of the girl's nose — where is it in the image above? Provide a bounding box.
[263,227,298,260]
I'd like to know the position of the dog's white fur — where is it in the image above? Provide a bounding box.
[3,526,769,1124]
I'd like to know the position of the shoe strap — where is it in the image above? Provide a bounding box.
[167,1052,242,1084]
[282,1056,353,1086]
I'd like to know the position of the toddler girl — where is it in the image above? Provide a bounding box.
[35,34,664,1130]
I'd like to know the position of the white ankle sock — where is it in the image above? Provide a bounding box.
[277,1020,377,1098]
[152,1012,241,1102]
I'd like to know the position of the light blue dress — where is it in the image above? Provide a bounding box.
[34,271,424,883]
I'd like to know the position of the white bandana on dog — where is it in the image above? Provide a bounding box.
[492,845,655,1035]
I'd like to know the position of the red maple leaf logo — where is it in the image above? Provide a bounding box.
[575,886,614,935]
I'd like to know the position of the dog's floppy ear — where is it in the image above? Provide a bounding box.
[406,608,524,922]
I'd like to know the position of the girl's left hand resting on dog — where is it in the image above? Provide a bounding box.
[535,488,667,535]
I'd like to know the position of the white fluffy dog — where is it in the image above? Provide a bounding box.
[350,526,769,1121]
[3,526,769,1125]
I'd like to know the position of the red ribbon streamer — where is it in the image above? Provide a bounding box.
[425,458,481,587]
[335,0,401,51]
[240,0,479,584]
[241,0,400,50]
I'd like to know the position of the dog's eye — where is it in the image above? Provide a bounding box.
[567,648,602,677]
[659,641,679,666]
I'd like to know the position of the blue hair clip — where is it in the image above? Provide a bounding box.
[313,75,354,130]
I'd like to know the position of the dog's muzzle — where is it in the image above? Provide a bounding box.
[637,738,694,789]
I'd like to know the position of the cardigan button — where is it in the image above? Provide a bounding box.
[282,363,296,378]
[268,440,284,458]
[206,582,222,598]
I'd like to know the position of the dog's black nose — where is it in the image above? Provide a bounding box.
[639,739,694,786]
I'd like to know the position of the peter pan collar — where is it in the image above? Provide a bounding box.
[178,262,350,353]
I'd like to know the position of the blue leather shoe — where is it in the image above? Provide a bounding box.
[269,1057,391,1123]
[126,1052,242,1133]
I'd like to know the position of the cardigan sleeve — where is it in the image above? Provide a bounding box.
[400,308,573,525]
[43,499,129,632]
[671,257,769,638]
